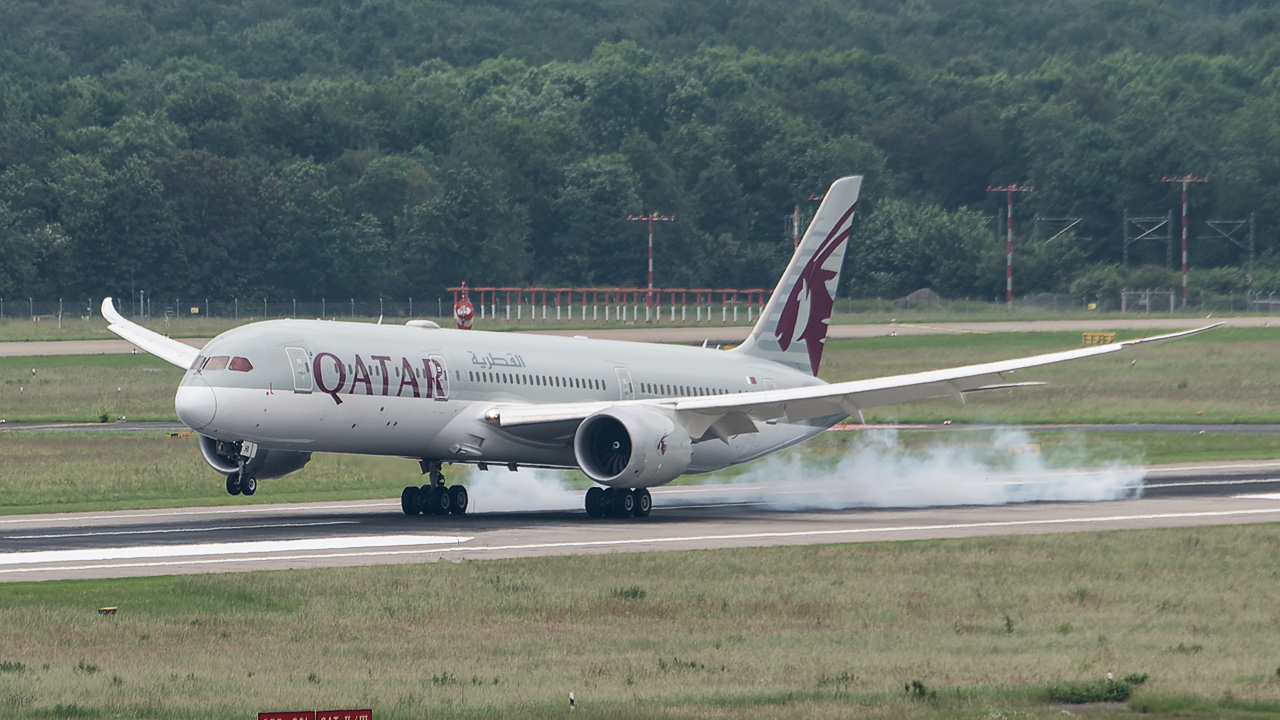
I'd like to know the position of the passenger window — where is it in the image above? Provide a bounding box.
[228,356,253,372]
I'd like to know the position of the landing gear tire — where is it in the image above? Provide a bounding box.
[585,486,605,518]
[241,475,258,496]
[433,486,453,515]
[616,489,636,517]
[631,488,651,518]
[401,486,422,516]
[226,473,241,496]
[448,485,468,515]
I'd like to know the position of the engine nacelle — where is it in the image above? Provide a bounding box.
[196,434,312,479]
[573,407,692,488]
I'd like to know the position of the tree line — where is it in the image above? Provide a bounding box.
[3,0,1280,308]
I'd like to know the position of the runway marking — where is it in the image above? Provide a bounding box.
[1235,493,1280,501]
[0,502,399,525]
[895,323,990,334]
[4,520,359,540]
[5,506,1280,577]
[1148,478,1280,489]
[0,534,470,566]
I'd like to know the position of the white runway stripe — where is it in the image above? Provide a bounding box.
[5,520,359,540]
[0,534,471,566]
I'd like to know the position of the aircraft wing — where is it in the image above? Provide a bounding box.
[491,324,1222,443]
[101,297,200,369]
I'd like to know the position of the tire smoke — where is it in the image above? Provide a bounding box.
[712,427,1145,511]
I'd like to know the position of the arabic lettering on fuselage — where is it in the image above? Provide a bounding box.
[468,351,526,370]
[312,352,448,405]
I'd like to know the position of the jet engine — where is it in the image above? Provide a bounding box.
[197,434,312,479]
[573,407,692,487]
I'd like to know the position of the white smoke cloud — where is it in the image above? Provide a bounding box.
[679,427,1145,511]
[460,466,582,513]
[454,427,1145,514]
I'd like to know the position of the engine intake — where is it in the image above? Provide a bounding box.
[573,407,691,487]
[197,434,312,479]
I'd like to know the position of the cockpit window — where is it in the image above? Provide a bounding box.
[203,356,230,371]
[190,355,206,371]
[229,356,254,372]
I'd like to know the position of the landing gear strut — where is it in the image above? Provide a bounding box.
[585,487,650,519]
[401,460,468,517]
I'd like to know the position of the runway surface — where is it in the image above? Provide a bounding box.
[3,460,1279,582]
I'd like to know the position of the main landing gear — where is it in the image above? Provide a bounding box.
[584,486,651,519]
[401,460,468,517]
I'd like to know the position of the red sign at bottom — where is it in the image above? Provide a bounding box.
[259,711,371,720]
[259,713,314,720]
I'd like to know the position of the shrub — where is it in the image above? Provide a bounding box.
[1046,678,1133,703]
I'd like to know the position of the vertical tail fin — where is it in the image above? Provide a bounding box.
[733,176,862,375]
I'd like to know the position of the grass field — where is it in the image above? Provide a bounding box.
[0,526,1278,719]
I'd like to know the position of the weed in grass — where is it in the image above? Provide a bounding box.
[1169,642,1205,654]
[612,585,646,601]
[1056,622,1073,634]
[74,660,97,675]
[307,672,320,684]
[905,679,936,701]
[1003,613,1015,634]
[1124,673,1149,686]
[431,671,459,686]
[815,671,855,689]
[0,661,25,673]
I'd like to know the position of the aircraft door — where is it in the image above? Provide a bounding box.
[614,368,634,400]
[284,346,313,393]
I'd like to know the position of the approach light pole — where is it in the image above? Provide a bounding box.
[987,184,1034,313]
[1162,174,1208,307]
[627,212,675,323]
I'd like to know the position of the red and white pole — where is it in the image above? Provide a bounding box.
[628,212,675,323]
[987,184,1033,313]
[1162,174,1208,307]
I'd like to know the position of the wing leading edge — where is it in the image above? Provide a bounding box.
[491,324,1223,443]
[101,298,200,369]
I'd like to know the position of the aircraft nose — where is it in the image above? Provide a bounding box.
[175,378,217,430]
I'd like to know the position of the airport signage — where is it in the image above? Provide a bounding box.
[259,711,371,720]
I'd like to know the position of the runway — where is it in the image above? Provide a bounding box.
[3,461,1279,582]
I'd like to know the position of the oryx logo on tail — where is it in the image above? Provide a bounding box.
[731,175,862,376]
[774,201,857,376]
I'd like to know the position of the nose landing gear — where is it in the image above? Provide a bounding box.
[225,470,257,496]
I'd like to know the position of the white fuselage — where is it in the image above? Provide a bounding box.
[177,320,839,480]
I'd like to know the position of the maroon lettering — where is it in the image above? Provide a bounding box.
[397,357,420,398]
[422,357,447,400]
[313,352,345,405]
[371,354,392,396]
[349,354,373,396]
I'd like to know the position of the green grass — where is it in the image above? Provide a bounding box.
[0,355,184,422]
[0,526,1278,718]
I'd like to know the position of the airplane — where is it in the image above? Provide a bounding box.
[103,175,1218,519]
